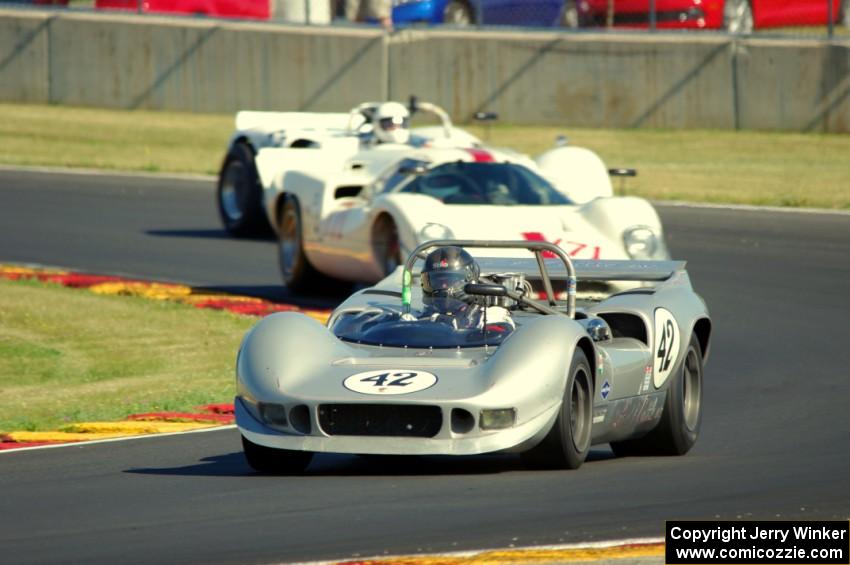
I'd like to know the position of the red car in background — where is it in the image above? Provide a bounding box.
[95,0,270,20]
[570,0,848,32]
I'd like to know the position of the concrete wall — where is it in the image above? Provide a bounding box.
[1,9,848,132]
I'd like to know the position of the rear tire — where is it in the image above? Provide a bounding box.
[521,348,593,470]
[277,195,322,293]
[242,435,312,475]
[217,142,268,237]
[611,333,703,457]
[371,215,402,278]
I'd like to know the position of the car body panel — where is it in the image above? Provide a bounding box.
[235,248,711,458]
[225,104,663,285]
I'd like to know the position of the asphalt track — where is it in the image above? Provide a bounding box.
[1,169,849,565]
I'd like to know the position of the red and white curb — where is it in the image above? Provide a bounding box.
[0,263,330,451]
[290,538,665,565]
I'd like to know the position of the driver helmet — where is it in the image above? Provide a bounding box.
[421,246,480,311]
[373,101,410,144]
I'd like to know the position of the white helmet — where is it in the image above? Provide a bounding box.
[373,101,410,144]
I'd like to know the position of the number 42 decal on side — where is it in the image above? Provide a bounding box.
[343,370,438,395]
[653,308,679,388]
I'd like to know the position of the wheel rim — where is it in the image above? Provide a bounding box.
[220,161,245,222]
[569,369,592,453]
[724,0,753,34]
[682,348,702,432]
[279,203,300,280]
[444,3,471,25]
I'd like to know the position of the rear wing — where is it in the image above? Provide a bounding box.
[476,257,686,283]
[235,111,361,135]
[402,239,687,320]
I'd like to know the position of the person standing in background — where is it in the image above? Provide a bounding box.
[344,0,393,30]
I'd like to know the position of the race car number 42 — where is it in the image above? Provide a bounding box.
[344,370,438,395]
[653,308,679,388]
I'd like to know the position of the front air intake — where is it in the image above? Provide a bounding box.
[318,404,442,438]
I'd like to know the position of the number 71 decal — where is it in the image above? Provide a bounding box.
[653,308,679,388]
[344,370,438,395]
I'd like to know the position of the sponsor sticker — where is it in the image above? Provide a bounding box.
[600,380,611,400]
[653,308,679,388]
[343,370,437,395]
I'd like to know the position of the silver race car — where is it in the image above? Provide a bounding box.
[235,240,711,473]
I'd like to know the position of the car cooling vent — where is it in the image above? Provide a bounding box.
[318,404,442,438]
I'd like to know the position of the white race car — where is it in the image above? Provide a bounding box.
[215,100,668,291]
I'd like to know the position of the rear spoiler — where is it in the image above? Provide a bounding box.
[476,258,686,283]
[235,111,358,134]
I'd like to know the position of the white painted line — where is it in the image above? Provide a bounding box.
[0,424,236,454]
[0,163,215,183]
[286,537,665,565]
[654,200,850,216]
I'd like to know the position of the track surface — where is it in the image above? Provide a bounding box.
[1,170,849,565]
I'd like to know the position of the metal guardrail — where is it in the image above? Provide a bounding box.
[2,1,847,39]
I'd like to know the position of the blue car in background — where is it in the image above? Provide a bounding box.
[392,0,572,27]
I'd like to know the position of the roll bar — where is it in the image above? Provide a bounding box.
[401,240,577,319]
[346,99,454,140]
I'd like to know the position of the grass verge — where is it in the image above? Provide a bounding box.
[0,277,252,432]
[1,102,849,209]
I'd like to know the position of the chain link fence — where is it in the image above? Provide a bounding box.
[2,1,849,37]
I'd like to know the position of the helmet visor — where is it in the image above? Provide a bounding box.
[379,116,410,131]
[422,271,468,296]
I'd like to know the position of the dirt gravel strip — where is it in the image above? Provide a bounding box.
[0,263,331,450]
[290,539,664,565]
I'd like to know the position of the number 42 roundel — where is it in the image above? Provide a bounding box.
[653,308,679,388]
[344,370,437,395]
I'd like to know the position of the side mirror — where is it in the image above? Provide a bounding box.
[464,283,508,297]
[398,165,428,176]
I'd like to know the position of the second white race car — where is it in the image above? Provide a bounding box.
[215,100,668,291]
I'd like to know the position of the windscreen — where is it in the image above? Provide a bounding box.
[396,162,572,206]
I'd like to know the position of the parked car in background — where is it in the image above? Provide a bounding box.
[94,0,330,22]
[95,0,270,19]
[392,0,849,32]
[571,0,849,33]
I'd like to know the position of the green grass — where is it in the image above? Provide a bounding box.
[0,278,253,432]
[1,102,849,209]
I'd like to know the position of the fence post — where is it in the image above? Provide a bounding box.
[649,0,656,31]
[827,0,834,38]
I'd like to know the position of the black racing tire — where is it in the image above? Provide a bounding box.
[371,215,402,278]
[611,333,703,457]
[443,0,473,25]
[277,194,322,293]
[216,142,269,237]
[521,348,593,470]
[242,435,313,475]
[722,0,753,34]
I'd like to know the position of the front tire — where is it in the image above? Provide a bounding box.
[521,348,593,470]
[723,0,753,34]
[242,435,313,475]
[277,195,321,292]
[611,333,704,457]
[217,142,268,236]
